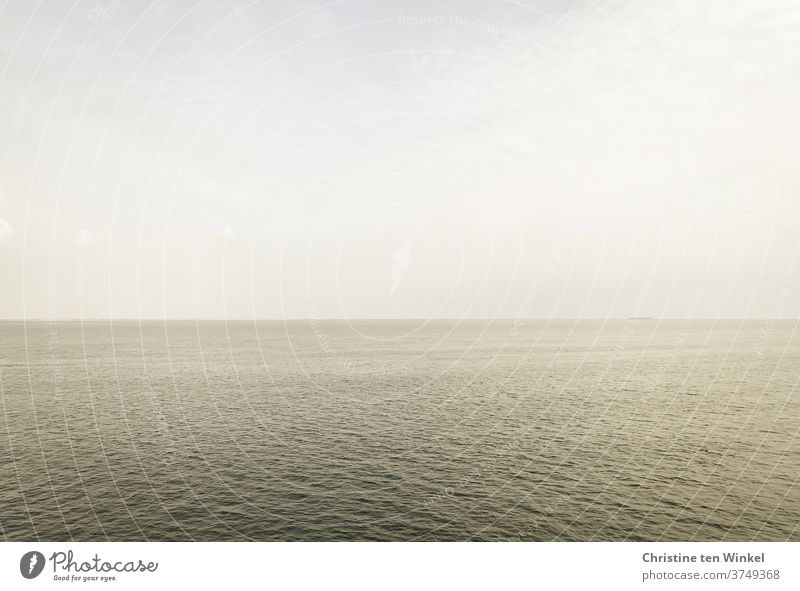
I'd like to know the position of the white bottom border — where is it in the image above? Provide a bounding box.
[1,542,797,590]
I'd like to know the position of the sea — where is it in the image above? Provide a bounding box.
[0,319,797,541]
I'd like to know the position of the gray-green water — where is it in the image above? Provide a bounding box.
[0,320,798,541]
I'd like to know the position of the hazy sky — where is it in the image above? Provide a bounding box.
[1,0,798,319]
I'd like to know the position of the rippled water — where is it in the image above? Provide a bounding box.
[0,320,798,541]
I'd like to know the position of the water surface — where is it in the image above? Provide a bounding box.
[0,320,798,541]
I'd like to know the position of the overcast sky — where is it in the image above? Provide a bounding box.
[1,0,799,319]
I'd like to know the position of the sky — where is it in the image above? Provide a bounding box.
[0,0,799,319]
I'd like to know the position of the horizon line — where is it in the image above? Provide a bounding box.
[2,317,799,322]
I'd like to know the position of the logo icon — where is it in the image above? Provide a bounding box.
[390,240,412,296]
[20,551,45,579]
